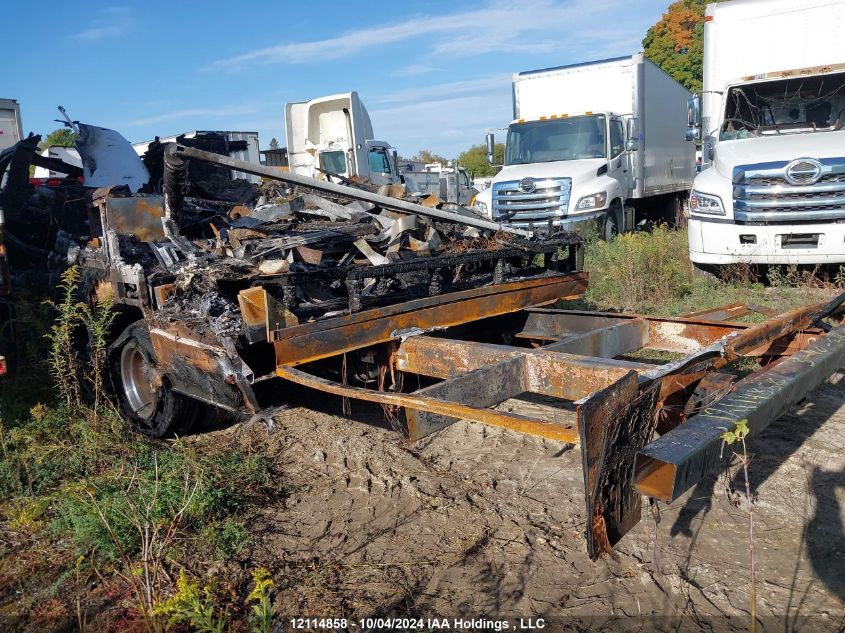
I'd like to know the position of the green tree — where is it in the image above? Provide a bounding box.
[40,127,79,150]
[643,0,706,92]
[412,149,449,165]
[456,143,505,178]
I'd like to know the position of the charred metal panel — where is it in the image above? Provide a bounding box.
[97,195,166,243]
[149,328,241,410]
[578,373,660,559]
[637,325,845,502]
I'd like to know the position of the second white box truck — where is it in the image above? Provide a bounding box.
[686,0,845,269]
[476,54,695,236]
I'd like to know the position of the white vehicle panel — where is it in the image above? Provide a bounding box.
[514,57,635,120]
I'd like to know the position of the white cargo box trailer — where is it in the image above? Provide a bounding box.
[0,99,23,153]
[478,54,695,234]
[133,131,261,184]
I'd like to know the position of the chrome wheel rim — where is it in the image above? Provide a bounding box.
[120,342,156,419]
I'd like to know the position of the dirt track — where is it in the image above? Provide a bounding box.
[213,370,845,632]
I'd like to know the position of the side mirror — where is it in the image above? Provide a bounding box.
[686,94,701,142]
[390,148,398,173]
[485,132,495,165]
[626,118,639,151]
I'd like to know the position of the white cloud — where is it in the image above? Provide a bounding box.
[121,105,260,128]
[368,77,514,157]
[391,64,439,77]
[208,0,632,70]
[371,75,508,105]
[74,7,132,41]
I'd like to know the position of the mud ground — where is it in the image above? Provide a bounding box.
[205,370,845,632]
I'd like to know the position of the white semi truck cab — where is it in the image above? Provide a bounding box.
[476,54,694,235]
[285,92,401,187]
[687,0,845,267]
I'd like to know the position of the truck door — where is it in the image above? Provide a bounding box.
[607,117,629,192]
[367,146,397,186]
[457,168,473,205]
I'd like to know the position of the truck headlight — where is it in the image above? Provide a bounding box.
[575,192,607,211]
[690,190,725,215]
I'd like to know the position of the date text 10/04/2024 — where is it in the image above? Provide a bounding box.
[289,617,548,630]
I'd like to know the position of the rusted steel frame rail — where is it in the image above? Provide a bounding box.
[272,273,588,366]
[636,323,845,503]
[579,291,845,559]
[278,363,583,443]
[520,307,825,356]
[267,280,843,559]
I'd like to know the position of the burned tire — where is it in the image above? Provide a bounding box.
[108,322,199,437]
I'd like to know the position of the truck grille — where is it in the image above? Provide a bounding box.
[492,178,571,226]
[733,158,845,223]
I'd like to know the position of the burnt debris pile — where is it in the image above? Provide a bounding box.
[0,131,583,341]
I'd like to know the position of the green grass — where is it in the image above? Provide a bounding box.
[0,401,272,562]
[581,225,841,317]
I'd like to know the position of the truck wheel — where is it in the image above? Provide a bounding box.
[602,207,620,241]
[667,194,686,228]
[108,322,198,438]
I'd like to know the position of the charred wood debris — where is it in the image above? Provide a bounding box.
[0,133,583,344]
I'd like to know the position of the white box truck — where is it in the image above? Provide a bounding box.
[476,54,695,236]
[0,99,23,153]
[686,0,845,269]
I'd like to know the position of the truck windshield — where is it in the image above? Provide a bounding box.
[721,70,845,140]
[320,150,347,175]
[505,115,606,165]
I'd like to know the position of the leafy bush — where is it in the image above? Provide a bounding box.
[585,225,694,312]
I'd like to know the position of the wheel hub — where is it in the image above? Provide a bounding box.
[120,342,157,419]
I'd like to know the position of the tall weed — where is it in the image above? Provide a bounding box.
[585,225,693,313]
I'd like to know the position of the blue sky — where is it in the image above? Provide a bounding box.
[6,0,670,158]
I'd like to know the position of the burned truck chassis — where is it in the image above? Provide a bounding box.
[118,149,845,558]
[3,139,845,559]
